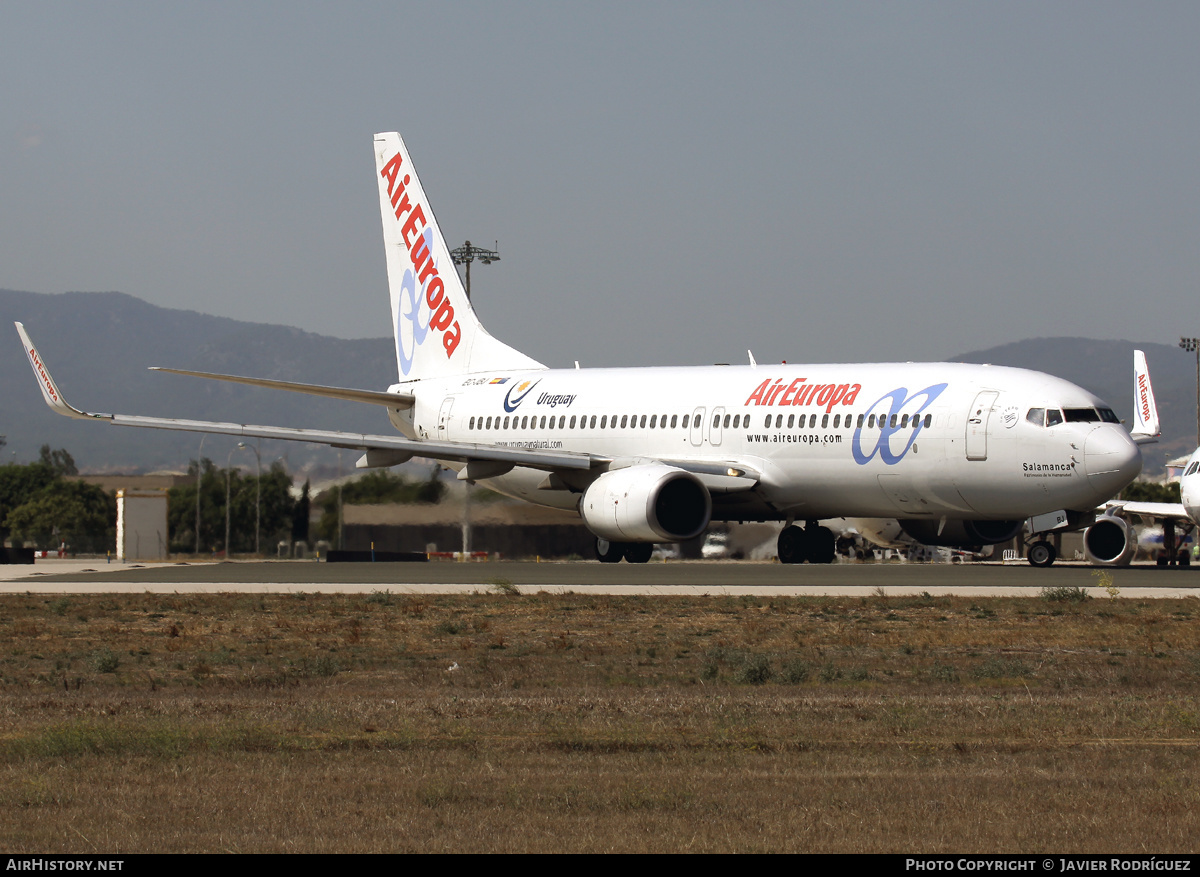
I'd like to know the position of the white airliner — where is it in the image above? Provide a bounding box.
[15,131,1146,566]
[1080,355,1200,566]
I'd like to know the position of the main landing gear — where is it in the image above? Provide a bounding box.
[1027,540,1057,568]
[777,522,837,564]
[595,538,653,564]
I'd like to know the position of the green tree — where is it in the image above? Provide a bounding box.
[38,445,78,477]
[167,459,296,554]
[6,479,115,553]
[314,468,446,542]
[0,459,63,542]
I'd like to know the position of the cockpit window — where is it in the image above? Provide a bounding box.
[1064,408,1104,423]
[1098,408,1120,424]
[1046,409,1063,427]
[1187,462,1200,477]
[1026,408,1045,426]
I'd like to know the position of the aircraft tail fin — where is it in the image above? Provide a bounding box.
[374,132,544,383]
[1132,349,1160,443]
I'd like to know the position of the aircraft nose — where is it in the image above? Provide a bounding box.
[1083,426,1142,497]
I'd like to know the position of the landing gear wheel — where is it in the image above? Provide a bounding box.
[595,538,624,563]
[1027,540,1056,568]
[624,543,653,564]
[778,525,809,564]
[807,526,837,564]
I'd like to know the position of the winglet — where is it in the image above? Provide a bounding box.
[13,322,109,421]
[1132,349,1160,444]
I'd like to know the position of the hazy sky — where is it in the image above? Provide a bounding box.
[3,2,1197,371]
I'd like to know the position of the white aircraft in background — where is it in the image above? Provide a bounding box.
[1081,357,1200,566]
[16,131,1145,566]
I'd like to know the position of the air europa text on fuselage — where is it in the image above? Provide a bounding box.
[379,152,461,359]
[746,378,861,414]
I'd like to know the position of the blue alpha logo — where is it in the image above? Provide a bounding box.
[851,383,947,465]
[394,228,438,376]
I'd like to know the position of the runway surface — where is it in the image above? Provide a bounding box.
[3,557,1199,597]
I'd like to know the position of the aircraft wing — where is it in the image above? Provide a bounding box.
[1104,500,1191,522]
[15,322,596,474]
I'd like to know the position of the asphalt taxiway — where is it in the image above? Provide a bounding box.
[2,557,1198,597]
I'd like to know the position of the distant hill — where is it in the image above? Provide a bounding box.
[1,289,395,473]
[3,290,1191,475]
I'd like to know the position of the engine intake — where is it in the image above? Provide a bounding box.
[580,465,712,543]
[1083,516,1136,566]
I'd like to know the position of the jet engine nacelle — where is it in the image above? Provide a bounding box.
[580,465,712,543]
[898,518,1023,548]
[1083,515,1136,566]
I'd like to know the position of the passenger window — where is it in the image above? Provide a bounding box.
[600,415,607,429]
[868,414,875,428]
[671,415,678,428]
[890,414,897,428]
[721,414,729,428]
[569,415,576,429]
[682,415,689,429]
[590,416,597,429]
[773,414,781,428]
[821,414,829,428]
[650,415,657,428]
[1046,409,1063,427]
[833,414,840,428]
[901,414,909,428]
[621,415,628,428]
[923,414,931,428]
[787,414,795,428]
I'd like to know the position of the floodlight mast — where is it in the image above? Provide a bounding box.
[449,240,500,301]
[449,240,501,559]
[1181,337,1200,446]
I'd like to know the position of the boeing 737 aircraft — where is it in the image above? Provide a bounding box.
[16,131,1146,566]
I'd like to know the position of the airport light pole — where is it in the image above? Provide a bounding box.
[1181,337,1200,446]
[195,435,206,555]
[237,441,261,555]
[449,240,501,558]
[449,240,500,301]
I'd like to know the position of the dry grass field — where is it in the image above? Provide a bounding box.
[1,587,1197,852]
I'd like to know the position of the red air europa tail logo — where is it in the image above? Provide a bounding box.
[1138,373,1152,422]
[380,152,462,361]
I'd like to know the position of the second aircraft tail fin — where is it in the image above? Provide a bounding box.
[1132,349,1160,443]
